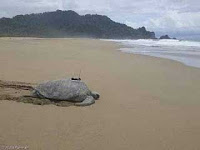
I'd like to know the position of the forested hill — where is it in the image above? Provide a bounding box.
[0,10,156,39]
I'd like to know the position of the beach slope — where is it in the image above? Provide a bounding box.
[0,38,200,150]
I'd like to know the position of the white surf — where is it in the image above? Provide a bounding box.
[104,39,200,68]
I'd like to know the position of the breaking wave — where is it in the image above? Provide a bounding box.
[103,39,200,68]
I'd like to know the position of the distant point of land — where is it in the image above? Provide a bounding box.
[0,10,156,39]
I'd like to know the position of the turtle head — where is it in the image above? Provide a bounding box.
[91,91,100,100]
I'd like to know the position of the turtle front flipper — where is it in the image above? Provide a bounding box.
[75,96,95,106]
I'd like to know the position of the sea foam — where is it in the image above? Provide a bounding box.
[103,39,200,68]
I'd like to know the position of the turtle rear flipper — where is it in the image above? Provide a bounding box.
[24,90,45,99]
[75,96,95,106]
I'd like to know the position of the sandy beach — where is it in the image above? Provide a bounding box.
[0,38,200,150]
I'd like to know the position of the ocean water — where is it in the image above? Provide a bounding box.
[104,39,200,68]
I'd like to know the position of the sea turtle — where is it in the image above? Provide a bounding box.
[32,78,100,106]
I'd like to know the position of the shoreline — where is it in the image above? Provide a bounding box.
[103,38,200,69]
[2,37,200,70]
[120,50,200,70]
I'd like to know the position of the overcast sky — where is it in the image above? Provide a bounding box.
[0,0,200,39]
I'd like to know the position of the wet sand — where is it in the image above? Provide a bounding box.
[0,38,200,150]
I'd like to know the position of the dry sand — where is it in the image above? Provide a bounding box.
[0,37,200,150]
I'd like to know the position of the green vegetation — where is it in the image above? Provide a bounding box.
[0,10,155,39]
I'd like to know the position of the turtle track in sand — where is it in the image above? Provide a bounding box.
[0,80,34,90]
[0,80,74,107]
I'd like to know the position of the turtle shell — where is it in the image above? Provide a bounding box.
[34,79,91,102]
